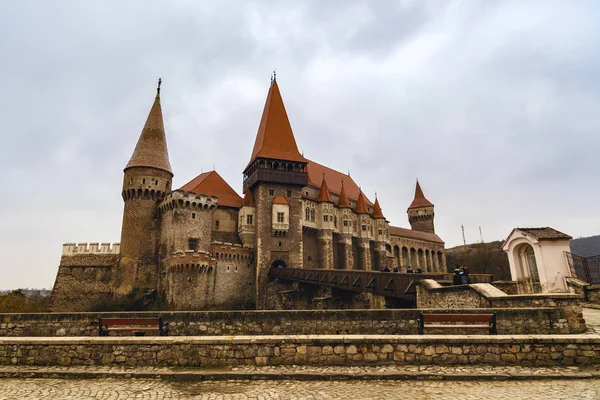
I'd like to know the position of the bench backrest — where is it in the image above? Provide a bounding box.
[99,318,160,326]
[421,314,494,323]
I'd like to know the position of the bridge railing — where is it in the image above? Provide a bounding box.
[269,268,446,300]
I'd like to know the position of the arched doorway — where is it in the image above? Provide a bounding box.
[516,244,541,293]
[271,259,288,269]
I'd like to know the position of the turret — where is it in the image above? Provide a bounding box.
[118,79,173,294]
[407,181,435,234]
[238,190,256,248]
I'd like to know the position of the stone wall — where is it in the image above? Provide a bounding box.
[50,254,120,312]
[0,307,580,337]
[491,281,521,295]
[1,335,598,367]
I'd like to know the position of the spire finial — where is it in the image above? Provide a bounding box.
[322,172,325,180]
[157,77,162,95]
[273,68,276,82]
[375,191,378,199]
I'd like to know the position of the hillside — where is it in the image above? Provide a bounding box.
[570,235,600,257]
[445,241,511,280]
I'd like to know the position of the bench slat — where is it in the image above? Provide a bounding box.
[422,314,493,323]
[424,324,491,329]
[99,318,160,326]
[104,327,161,331]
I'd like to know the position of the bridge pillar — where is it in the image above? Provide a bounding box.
[358,238,371,271]
[318,229,334,269]
[373,241,387,270]
[337,234,354,270]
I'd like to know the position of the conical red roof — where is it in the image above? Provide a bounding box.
[242,190,255,207]
[317,176,334,203]
[372,197,385,219]
[408,181,434,209]
[180,170,243,208]
[247,80,307,166]
[354,191,369,214]
[126,90,172,174]
[337,181,351,208]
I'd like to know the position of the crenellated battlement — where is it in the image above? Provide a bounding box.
[167,250,215,272]
[158,190,219,212]
[61,242,120,256]
[211,241,253,262]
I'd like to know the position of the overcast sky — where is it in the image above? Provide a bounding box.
[1,0,599,289]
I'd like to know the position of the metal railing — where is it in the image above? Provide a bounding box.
[566,252,600,284]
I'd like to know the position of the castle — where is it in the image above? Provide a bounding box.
[50,77,447,311]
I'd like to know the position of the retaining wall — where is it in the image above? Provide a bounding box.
[0,307,584,337]
[0,335,598,367]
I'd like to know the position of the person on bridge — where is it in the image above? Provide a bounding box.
[415,267,423,273]
[453,268,462,285]
[406,266,414,273]
[461,266,471,284]
[393,266,399,273]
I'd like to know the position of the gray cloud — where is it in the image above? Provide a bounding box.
[0,0,599,289]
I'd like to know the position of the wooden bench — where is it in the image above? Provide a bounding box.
[98,317,168,336]
[417,313,497,335]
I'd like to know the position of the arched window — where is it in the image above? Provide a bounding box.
[310,208,315,222]
[305,207,310,221]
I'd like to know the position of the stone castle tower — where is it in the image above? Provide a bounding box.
[407,181,435,234]
[118,82,173,295]
[242,77,309,308]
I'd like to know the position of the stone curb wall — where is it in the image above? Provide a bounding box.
[0,307,583,337]
[1,335,599,367]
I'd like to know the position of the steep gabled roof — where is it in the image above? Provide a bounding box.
[372,197,385,219]
[125,87,172,174]
[273,195,288,205]
[337,181,351,208]
[354,191,369,214]
[316,176,334,203]
[242,190,255,207]
[180,170,243,208]
[248,80,307,166]
[306,160,372,205]
[408,181,433,210]
[517,227,572,241]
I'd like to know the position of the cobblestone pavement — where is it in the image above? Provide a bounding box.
[0,378,598,399]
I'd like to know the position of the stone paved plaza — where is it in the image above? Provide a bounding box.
[0,378,598,399]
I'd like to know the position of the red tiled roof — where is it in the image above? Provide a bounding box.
[316,177,334,203]
[337,181,351,208]
[273,195,288,205]
[408,181,433,210]
[306,160,372,205]
[248,81,307,166]
[389,225,444,244]
[180,171,243,208]
[372,197,385,219]
[242,190,255,207]
[354,191,369,214]
[125,92,172,174]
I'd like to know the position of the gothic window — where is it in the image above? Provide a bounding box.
[310,209,315,222]
[323,215,328,222]
[343,220,348,227]
[334,216,337,227]
[247,215,253,225]
[362,225,367,232]
[269,189,275,196]
[305,207,310,220]
[378,229,382,235]
[188,238,198,251]
[142,178,146,184]
[277,212,285,223]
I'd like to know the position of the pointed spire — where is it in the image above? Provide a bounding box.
[243,190,256,207]
[337,180,351,208]
[125,79,172,174]
[408,180,434,209]
[317,174,334,203]
[372,195,385,219]
[354,190,369,214]
[247,80,307,166]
